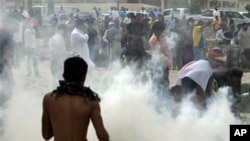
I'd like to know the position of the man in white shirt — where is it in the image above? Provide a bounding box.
[24,20,40,77]
[111,7,119,21]
[13,18,24,68]
[71,18,95,70]
[213,7,220,19]
[49,24,70,89]
[215,24,228,46]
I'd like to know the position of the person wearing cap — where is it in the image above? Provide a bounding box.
[238,23,250,68]
[207,47,227,70]
[102,22,114,43]
[213,67,243,117]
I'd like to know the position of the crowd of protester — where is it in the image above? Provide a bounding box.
[1,5,250,140]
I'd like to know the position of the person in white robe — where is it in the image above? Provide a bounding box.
[24,20,40,77]
[71,18,95,70]
[49,24,70,89]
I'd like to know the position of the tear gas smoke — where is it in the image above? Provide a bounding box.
[0,9,241,141]
[1,60,240,141]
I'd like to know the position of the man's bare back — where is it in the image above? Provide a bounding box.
[41,57,109,141]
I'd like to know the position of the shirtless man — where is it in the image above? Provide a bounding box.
[42,57,109,141]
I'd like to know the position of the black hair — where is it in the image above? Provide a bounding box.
[52,57,100,102]
[229,67,243,78]
[75,18,84,27]
[152,21,165,31]
[63,57,88,83]
[237,23,242,29]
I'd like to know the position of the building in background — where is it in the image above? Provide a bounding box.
[206,0,250,11]
[2,0,250,12]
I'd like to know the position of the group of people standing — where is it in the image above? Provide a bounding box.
[165,7,247,118]
[1,5,249,141]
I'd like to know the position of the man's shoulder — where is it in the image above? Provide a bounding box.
[42,93,54,104]
[194,26,202,31]
[43,92,53,98]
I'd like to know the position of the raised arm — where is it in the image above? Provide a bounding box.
[71,32,89,43]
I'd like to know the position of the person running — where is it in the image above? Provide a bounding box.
[42,56,109,141]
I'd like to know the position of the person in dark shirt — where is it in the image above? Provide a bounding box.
[125,13,145,48]
[213,67,243,117]
[228,15,235,34]
[87,22,99,64]
[125,13,146,65]
[233,23,242,45]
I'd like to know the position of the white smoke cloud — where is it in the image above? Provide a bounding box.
[0,13,240,141]
[85,67,240,141]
